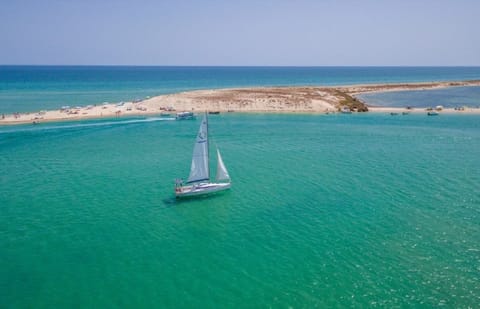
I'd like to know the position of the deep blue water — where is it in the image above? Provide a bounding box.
[1,66,480,113]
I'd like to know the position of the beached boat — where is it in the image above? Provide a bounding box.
[176,111,195,120]
[427,111,439,116]
[175,113,231,198]
[340,106,352,114]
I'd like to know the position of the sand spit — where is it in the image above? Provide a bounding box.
[2,80,480,125]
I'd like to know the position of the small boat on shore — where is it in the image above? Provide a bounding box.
[208,111,220,115]
[175,112,195,120]
[427,111,439,116]
[390,112,399,116]
[175,113,231,198]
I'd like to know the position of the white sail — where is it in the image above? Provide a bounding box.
[187,114,209,183]
[175,113,232,197]
[216,148,230,182]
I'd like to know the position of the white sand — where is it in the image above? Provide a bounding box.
[2,80,480,125]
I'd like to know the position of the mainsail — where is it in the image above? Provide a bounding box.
[187,115,209,183]
[216,148,230,181]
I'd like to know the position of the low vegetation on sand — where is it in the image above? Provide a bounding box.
[332,90,369,112]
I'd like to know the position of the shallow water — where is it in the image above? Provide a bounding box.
[1,113,479,307]
[358,86,480,108]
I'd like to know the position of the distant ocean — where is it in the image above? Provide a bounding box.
[1,66,480,113]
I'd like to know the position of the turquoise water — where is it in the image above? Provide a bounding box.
[1,114,479,307]
[2,66,480,113]
[359,86,480,108]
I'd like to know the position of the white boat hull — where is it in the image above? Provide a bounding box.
[175,182,231,198]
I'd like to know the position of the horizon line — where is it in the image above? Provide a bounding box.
[2,64,480,68]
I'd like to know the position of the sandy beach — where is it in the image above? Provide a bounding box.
[1,80,480,125]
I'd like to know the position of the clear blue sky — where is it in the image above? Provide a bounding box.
[1,0,479,65]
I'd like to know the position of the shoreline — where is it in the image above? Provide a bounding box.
[2,80,480,125]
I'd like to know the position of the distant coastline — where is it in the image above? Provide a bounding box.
[1,80,480,125]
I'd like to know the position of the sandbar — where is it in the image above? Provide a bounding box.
[1,80,480,125]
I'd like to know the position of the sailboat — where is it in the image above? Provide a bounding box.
[175,113,231,198]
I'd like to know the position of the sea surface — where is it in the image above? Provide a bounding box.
[1,113,480,307]
[2,66,480,113]
[358,86,480,108]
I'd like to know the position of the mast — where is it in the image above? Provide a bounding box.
[206,112,210,181]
